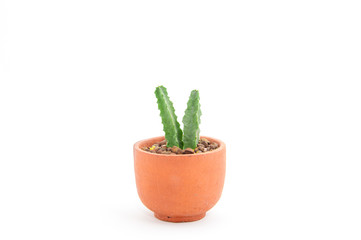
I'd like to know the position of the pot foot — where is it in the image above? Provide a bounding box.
[154,212,206,222]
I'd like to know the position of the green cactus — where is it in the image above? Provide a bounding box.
[182,90,201,149]
[155,86,202,149]
[154,86,183,148]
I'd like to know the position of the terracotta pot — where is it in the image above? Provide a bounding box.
[133,136,226,222]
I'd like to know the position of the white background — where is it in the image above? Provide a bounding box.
[1,1,360,239]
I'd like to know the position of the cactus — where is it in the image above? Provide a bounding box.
[154,86,183,148]
[155,86,202,149]
[182,90,201,149]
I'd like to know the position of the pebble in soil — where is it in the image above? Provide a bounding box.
[141,138,219,155]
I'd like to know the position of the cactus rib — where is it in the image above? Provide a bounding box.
[154,86,183,148]
[182,90,201,149]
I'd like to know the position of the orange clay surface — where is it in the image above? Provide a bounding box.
[134,136,226,222]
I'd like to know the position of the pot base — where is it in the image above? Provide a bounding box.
[154,212,206,223]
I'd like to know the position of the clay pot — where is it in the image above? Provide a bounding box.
[133,136,226,222]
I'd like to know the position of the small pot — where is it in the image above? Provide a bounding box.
[133,136,226,222]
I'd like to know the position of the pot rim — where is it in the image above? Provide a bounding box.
[134,136,225,157]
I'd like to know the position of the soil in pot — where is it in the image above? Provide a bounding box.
[141,138,219,155]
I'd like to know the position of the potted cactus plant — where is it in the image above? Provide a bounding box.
[133,86,226,222]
